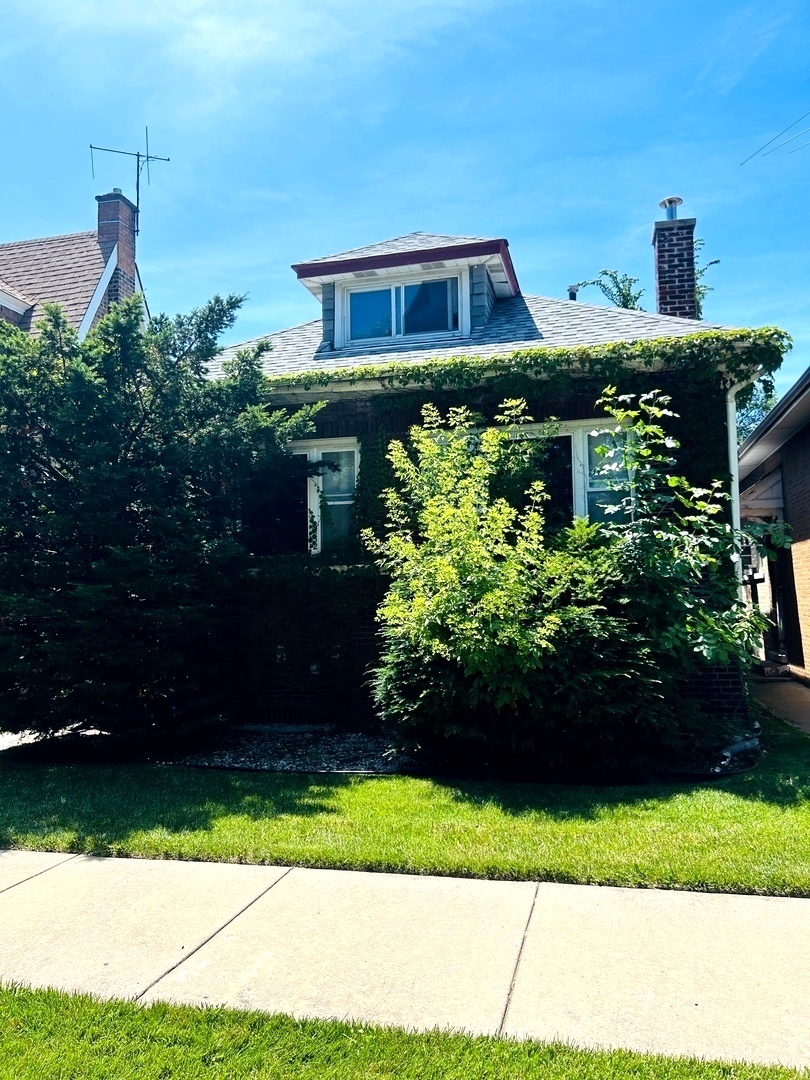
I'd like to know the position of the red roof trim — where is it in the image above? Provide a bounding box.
[292,239,520,295]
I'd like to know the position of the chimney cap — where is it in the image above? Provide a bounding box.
[658,196,684,220]
[112,187,123,195]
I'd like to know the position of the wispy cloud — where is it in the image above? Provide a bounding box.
[692,6,793,95]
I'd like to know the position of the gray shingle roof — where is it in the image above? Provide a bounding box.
[0,231,107,332]
[209,294,730,382]
[299,232,498,266]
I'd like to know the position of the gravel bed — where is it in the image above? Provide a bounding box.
[174,724,417,774]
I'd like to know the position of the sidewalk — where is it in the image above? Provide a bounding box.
[751,676,810,735]
[0,850,808,1069]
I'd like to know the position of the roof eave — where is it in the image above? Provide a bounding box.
[292,239,520,297]
[739,365,810,479]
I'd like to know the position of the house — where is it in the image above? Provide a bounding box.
[739,367,810,680]
[0,189,142,339]
[214,199,775,558]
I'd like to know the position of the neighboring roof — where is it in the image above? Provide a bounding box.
[291,232,520,299]
[739,366,810,481]
[210,294,730,382]
[298,232,498,265]
[0,277,36,308]
[0,231,108,331]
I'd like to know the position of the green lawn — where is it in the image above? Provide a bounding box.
[1,712,809,895]
[0,985,803,1080]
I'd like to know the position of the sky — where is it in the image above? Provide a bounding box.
[1,0,809,395]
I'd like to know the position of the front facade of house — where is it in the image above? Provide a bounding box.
[215,204,747,558]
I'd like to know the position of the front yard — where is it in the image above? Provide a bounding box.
[1,711,808,896]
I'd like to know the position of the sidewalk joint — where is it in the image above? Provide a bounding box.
[134,866,294,1002]
[0,852,82,897]
[497,881,539,1037]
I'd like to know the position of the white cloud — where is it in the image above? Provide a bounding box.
[692,6,793,95]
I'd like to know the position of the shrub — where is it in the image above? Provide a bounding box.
[366,392,767,774]
[0,298,319,740]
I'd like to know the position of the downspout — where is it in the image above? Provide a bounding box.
[726,381,747,597]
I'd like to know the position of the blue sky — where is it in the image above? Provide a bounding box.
[2,0,809,393]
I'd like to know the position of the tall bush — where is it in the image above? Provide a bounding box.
[0,298,319,739]
[366,392,767,773]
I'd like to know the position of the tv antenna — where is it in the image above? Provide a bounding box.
[89,127,170,233]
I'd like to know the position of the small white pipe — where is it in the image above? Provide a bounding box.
[726,381,747,595]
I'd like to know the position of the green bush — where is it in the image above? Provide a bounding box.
[366,392,767,774]
[0,299,319,741]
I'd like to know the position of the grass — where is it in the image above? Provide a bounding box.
[0,712,808,895]
[0,984,804,1080]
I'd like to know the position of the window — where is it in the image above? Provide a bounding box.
[517,420,629,523]
[335,269,469,346]
[289,438,359,554]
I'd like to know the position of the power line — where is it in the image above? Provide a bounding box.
[739,110,810,165]
[762,125,810,156]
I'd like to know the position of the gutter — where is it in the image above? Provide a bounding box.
[727,381,747,594]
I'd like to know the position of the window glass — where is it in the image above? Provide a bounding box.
[319,449,357,549]
[321,450,356,497]
[350,289,391,339]
[321,501,354,549]
[587,431,628,521]
[403,278,458,335]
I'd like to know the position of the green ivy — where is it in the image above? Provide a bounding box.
[263,328,789,394]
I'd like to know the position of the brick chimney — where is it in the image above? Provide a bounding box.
[96,189,138,303]
[651,196,697,319]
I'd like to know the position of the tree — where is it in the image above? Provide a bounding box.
[694,238,720,320]
[736,377,777,443]
[0,297,319,739]
[577,239,719,316]
[576,269,645,310]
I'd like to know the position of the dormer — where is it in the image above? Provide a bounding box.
[291,233,520,350]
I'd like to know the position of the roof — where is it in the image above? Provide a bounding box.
[210,294,730,382]
[738,366,810,481]
[0,231,108,332]
[291,232,520,299]
[298,232,498,266]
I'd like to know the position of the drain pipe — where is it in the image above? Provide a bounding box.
[726,381,747,597]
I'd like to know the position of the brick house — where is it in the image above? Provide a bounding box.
[206,199,782,726]
[213,199,755,558]
[0,189,142,338]
[739,369,810,679]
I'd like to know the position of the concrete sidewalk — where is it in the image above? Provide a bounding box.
[0,852,808,1069]
[751,677,810,736]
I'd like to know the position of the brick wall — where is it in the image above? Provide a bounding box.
[652,218,697,319]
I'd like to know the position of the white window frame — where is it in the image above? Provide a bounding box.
[289,437,360,554]
[517,419,627,519]
[334,267,470,348]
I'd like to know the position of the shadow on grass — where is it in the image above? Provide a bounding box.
[0,757,351,854]
[0,715,806,856]
[424,712,810,817]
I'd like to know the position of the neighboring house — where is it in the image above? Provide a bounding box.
[215,200,767,562]
[0,189,142,340]
[739,368,810,679]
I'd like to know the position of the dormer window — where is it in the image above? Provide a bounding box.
[333,267,470,347]
[349,277,460,341]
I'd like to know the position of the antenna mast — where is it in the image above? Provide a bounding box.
[90,127,170,234]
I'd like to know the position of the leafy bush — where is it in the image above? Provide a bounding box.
[0,298,319,741]
[366,392,767,774]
